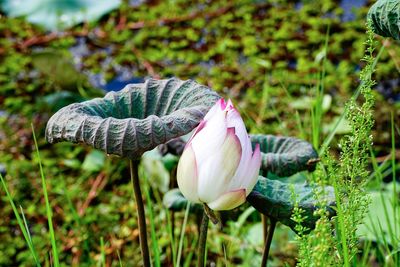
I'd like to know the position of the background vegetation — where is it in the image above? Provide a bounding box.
[0,0,399,266]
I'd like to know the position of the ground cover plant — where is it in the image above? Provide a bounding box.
[0,0,399,266]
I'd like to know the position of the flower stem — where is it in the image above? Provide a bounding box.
[262,215,268,241]
[130,160,151,267]
[197,208,209,267]
[261,218,276,267]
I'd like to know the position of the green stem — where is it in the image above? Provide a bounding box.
[130,160,151,267]
[261,218,276,267]
[197,209,209,267]
[332,176,349,267]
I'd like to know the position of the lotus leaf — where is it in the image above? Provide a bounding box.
[368,0,400,40]
[247,176,336,233]
[250,135,319,177]
[46,78,221,159]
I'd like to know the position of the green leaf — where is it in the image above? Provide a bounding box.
[46,78,221,159]
[142,149,170,193]
[367,0,400,40]
[357,187,400,245]
[163,188,202,212]
[1,0,121,31]
[41,91,85,112]
[81,150,105,172]
[32,51,84,88]
[250,135,319,177]
[247,176,336,234]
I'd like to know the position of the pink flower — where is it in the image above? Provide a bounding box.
[177,99,261,211]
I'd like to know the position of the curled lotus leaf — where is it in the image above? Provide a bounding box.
[247,176,336,234]
[368,0,400,40]
[163,188,202,212]
[46,78,221,159]
[158,137,186,156]
[250,135,319,177]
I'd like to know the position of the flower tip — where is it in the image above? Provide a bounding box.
[226,99,234,109]
[252,143,262,171]
[218,98,227,110]
[253,143,261,158]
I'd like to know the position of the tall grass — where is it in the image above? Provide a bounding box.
[0,173,40,266]
[32,124,60,266]
[0,126,61,266]
[295,23,378,266]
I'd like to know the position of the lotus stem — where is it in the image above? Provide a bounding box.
[262,215,268,242]
[261,217,276,267]
[170,166,177,241]
[130,160,151,267]
[197,207,210,267]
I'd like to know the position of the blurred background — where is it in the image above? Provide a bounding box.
[0,0,399,266]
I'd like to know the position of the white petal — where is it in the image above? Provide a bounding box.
[177,145,200,203]
[191,103,227,164]
[197,128,242,203]
[204,98,225,121]
[207,189,246,211]
[185,119,207,148]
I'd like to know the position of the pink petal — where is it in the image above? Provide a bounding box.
[225,107,253,190]
[207,188,246,211]
[177,144,200,203]
[226,107,249,147]
[219,98,227,110]
[197,127,242,203]
[244,143,261,196]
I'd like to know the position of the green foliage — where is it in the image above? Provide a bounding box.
[248,176,335,233]
[163,188,201,213]
[295,23,377,267]
[250,134,319,177]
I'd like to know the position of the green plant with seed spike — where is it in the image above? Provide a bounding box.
[296,22,377,267]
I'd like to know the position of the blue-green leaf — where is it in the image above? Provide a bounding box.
[250,135,319,177]
[368,0,400,40]
[1,0,121,31]
[247,176,336,234]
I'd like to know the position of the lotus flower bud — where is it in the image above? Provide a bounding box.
[177,99,261,211]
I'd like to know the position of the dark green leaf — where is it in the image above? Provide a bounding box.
[46,78,220,159]
[250,135,319,177]
[42,91,85,112]
[247,176,336,234]
[368,0,400,40]
[163,188,202,212]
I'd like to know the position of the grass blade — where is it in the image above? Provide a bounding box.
[31,124,59,266]
[100,236,106,267]
[165,207,177,266]
[0,173,41,266]
[143,174,161,267]
[176,202,190,267]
